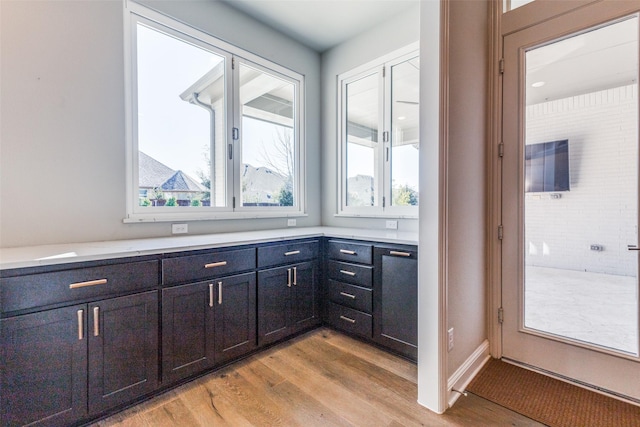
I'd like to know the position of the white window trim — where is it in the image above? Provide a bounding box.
[123,2,306,223]
[337,43,419,219]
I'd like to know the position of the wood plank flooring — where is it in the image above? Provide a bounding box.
[88,328,543,426]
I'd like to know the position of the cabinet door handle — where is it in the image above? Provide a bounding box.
[93,306,100,337]
[218,281,223,305]
[293,266,297,286]
[339,249,356,255]
[340,270,356,277]
[284,250,300,256]
[77,309,84,340]
[340,315,356,324]
[69,278,107,289]
[287,268,292,287]
[205,261,227,269]
[339,291,356,299]
[389,251,412,257]
[209,283,214,307]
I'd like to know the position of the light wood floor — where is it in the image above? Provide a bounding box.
[89,328,543,426]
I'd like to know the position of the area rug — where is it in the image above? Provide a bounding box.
[466,359,640,427]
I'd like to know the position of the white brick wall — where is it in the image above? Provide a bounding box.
[525,84,638,276]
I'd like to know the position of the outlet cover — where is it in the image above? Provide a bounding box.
[385,220,398,230]
[447,327,454,351]
[287,219,297,227]
[172,223,188,234]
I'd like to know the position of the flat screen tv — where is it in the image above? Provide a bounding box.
[525,139,570,193]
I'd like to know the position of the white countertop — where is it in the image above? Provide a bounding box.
[0,227,418,270]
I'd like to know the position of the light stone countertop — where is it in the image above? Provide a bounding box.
[0,227,418,271]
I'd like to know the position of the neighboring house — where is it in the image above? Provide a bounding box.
[138,152,206,205]
[241,163,289,206]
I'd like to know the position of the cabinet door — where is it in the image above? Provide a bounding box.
[1,305,87,427]
[257,266,292,346]
[373,246,418,360]
[88,291,159,414]
[291,261,320,332]
[214,272,257,363]
[161,282,215,384]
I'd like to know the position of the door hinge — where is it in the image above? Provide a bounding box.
[232,127,239,140]
[498,142,504,157]
[499,58,504,74]
[498,307,504,324]
[232,57,235,70]
[498,225,504,240]
[382,197,386,208]
[382,65,386,78]
[232,197,236,209]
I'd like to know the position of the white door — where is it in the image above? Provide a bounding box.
[502,1,640,402]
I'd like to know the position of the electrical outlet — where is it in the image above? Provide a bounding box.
[172,223,188,234]
[385,220,398,230]
[287,219,297,227]
[448,327,454,351]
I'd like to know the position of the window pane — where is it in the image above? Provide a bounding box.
[239,64,296,207]
[503,0,535,13]
[346,72,379,207]
[390,57,419,207]
[136,22,226,208]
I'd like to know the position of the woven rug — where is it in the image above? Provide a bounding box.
[466,359,640,427]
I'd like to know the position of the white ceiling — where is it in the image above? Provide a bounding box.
[220,0,418,52]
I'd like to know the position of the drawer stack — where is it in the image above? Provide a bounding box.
[324,240,373,338]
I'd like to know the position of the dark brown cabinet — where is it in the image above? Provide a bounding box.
[213,272,257,363]
[88,291,159,414]
[1,305,87,427]
[161,281,215,383]
[373,245,418,360]
[162,272,256,382]
[258,260,320,346]
[0,290,159,427]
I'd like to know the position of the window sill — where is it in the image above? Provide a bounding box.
[124,212,308,223]
[334,212,418,220]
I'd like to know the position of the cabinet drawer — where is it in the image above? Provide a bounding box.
[0,260,159,313]
[325,301,372,338]
[162,248,255,285]
[257,240,319,268]
[327,280,372,314]
[327,260,372,288]
[326,240,372,265]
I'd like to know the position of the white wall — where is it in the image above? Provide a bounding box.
[443,0,489,399]
[525,85,638,276]
[0,0,321,248]
[320,4,420,233]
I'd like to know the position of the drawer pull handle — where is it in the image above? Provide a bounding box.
[389,251,412,257]
[339,249,356,255]
[339,292,356,299]
[287,268,292,287]
[340,270,356,277]
[218,282,223,305]
[77,310,84,341]
[69,278,107,289]
[205,261,227,269]
[284,250,301,256]
[293,266,297,285]
[209,283,214,307]
[93,306,100,337]
[340,315,356,324]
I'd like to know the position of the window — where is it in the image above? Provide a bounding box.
[124,3,304,221]
[338,45,419,217]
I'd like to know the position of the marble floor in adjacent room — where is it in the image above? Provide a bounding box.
[525,265,638,354]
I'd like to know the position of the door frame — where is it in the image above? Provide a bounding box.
[488,0,640,400]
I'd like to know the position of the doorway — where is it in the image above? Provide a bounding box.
[501,2,640,402]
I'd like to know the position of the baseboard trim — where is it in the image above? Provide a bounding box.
[447,340,491,408]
